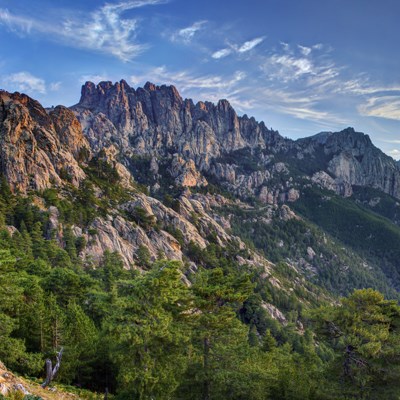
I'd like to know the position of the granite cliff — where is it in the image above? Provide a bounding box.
[71,80,400,202]
[0,90,89,193]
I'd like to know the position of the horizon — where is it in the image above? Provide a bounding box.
[0,0,400,158]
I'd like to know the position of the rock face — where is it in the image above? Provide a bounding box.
[75,191,263,270]
[72,80,283,166]
[293,128,400,199]
[0,91,89,193]
[169,155,208,187]
[71,81,400,203]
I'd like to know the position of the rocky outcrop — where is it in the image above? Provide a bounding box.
[82,215,182,267]
[64,189,267,270]
[101,144,134,189]
[311,171,353,197]
[168,155,208,187]
[0,360,77,400]
[72,81,400,202]
[0,91,89,193]
[294,128,400,199]
[261,302,288,325]
[72,80,282,166]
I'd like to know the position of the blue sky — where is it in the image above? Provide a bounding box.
[1,0,400,159]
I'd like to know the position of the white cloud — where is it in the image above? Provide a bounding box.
[381,139,400,144]
[358,96,400,120]
[3,72,46,94]
[172,20,207,43]
[312,43,323,50]
[258,42,400,128]
[0,8,44,35]
[259,87,348,126]
[261,54,315,82]
[131,66,246,91]
[298,45,312,56]
[211,36,265,60]
[0,0,167,61]
[280,41,289,51]
[387,149,400,159]
[211,48,233,59]
[237,37,265,53]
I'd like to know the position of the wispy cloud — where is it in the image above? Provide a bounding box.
[130,66,252,111]
[261,54,314,81]
[258,87,348,126]
[2,72,46,94]
[298,45,312,56]
[255,41,400,127]
[381,139,400,144]
[212,36,265,59]
[171,20,207,43]
[237,37,265,53]
[358,96,400,120]
[0,8,48,35]
[387,149,400,159]
[211,48,233,59]
[131,66,246,91]
[80,74,110,84]
[0,0,167,61]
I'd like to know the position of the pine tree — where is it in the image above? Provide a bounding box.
[312,289,400,399]
[107,260,191,399]
[59,302,99,385]
[180,267,254,400]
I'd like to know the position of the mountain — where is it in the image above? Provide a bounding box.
[3,80,400,398]
[71,80,400,201]
[2,81,400,298]
[0,90,88,193]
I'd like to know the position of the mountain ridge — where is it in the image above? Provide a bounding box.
[3,81,400,398]
[1,81,400,300]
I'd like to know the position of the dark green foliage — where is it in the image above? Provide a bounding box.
[87,153,120,185]
[225,201,399,299]
[1,206,400,399]
[126,206,156,231]
[351,185,400,226]
[164,225,185,247]
[310,289,400,399]
[274,144,333,176]
[215,147,264,174]
[136,245,152,269]
[162,194,181,213]
[293,186,400,291]
[3,152,400,400]
[128,155,154,185]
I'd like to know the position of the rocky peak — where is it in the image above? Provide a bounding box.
[293,127,400,198]
[0,90,87,192]
[72,80,281,163]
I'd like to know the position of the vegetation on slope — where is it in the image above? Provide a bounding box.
[2,172,400,400]
[293,186,400,291]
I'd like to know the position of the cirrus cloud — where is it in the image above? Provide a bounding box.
[212,36,265,59]
[0,0,168,61]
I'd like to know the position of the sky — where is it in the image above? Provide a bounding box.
[1,0,400,159]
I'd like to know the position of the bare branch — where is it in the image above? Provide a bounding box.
[41,347,63,388]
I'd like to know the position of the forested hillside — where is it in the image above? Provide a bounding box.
[2,83,400,399]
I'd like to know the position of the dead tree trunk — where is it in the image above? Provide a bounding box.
[41,347,64,388]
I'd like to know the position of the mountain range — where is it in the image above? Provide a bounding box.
[2,79,400,306]
[4,79,400,398]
